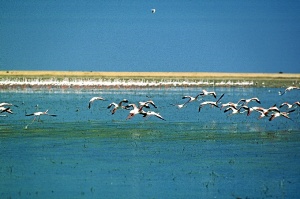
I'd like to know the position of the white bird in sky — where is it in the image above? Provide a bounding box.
[88,96,105,109]
[107,99,129,114]
[151,8,156,13]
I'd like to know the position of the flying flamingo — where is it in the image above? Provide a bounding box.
[142,111,166,121]
[293,101,300,107]
[25,110,57,128]
[237,97,261,106]
[88,97,105,109]
[279,86,300,95]
[198,93,224,112]
[220,102,240,110]
[181,94,202,105]
[198,89,217,98]
[107,99,129,114]
[223,106,247,116]
[138,100,157,109]
[279,102,293,109]
[241,106,269,118]
[0,107,13,114]
[125,101,158,119]
[26,110,57,121]
[125,103,147,120]
[0,102,18,107]
[245,104,280,118]
[269,110,295,121]
[0,103,17,116]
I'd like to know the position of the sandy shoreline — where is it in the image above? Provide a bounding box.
[0,71,299,89]
[1,70,300,79]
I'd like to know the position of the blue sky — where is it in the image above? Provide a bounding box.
[1,0,300,73]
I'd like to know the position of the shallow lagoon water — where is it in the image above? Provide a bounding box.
[1,87,300,198]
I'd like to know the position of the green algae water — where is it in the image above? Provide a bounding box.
[1,87,300,198]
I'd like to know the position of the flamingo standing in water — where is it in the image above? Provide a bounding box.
[107,99,129,114]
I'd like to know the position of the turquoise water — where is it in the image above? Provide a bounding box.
[1,87,300,198]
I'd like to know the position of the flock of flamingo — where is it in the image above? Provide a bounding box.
[171,86,299,121]
[0,86,299,128]
[0,77,255,88]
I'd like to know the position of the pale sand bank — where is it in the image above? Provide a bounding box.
[0,71,299,88]
[1,71,300,79]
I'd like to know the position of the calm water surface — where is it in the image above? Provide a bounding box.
[1,87,300,198]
